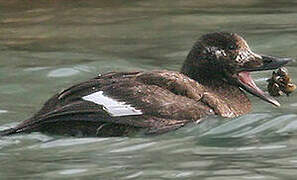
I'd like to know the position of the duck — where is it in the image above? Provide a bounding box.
[0,32,293,137]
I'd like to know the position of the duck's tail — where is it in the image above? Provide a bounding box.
[0,120,33,136]
[0,117,38,136]
[0,127,19,136]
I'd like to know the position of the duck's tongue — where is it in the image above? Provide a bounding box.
[237,71,280,107]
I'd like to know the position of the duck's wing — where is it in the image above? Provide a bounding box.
[5,71,214,136]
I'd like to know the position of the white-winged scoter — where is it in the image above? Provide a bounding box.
[0,32,293,137]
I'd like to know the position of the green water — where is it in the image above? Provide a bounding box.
[1,0,297,179]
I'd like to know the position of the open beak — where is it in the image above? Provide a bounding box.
[236,55,293,107]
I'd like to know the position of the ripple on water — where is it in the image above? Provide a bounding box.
[32,138,108,149]
[200,113,297,138]
[124,171,143,179]
[47,68,80,77]
[0,84,26,94]
[59,168,87,175]
[23,67,50,72]
[2,15,54,23]
[200,113,270,137]
[0,110,8,114]
[0,132,52,150]
[109,142,156,153]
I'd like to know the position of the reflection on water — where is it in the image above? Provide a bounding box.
[1,0,297,179]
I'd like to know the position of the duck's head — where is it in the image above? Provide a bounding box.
[181,32,293,107]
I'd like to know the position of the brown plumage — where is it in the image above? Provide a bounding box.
[0,32,293,137]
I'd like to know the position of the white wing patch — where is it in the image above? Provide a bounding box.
[82,91,142,117]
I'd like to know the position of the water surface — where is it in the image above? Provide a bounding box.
[1,0,297,179]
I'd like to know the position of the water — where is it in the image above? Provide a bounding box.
[1,0,297,179]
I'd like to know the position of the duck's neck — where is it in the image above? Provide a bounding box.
[181,62,252,117]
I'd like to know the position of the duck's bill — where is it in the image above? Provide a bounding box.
[236,55,293,107]
[242,55,293,72]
